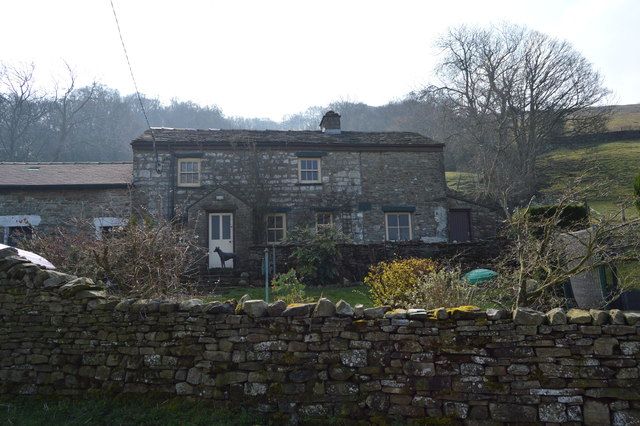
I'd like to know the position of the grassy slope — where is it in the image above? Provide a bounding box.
[607,104,640,131]
[446,140,640,218]
[539,139,640,217]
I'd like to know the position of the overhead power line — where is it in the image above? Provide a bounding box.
[108,0,161,173]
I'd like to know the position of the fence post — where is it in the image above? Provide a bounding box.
[272,245,276,277]
[264,248,270,303]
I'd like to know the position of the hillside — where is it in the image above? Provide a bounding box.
[446,139,640,218]
[607,104,640,131]
[539,139,640,217]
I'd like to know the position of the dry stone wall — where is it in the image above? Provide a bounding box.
[1,248,640,425]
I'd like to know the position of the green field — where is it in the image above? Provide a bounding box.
[0,395,257,426]
[539,140,640,218]
[446,139,640,219]
[445,171,476,194]
[607,104,640,131]
[211,283,372,307]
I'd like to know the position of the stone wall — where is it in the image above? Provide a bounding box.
[247,240,505,284]
[2,248,639,424]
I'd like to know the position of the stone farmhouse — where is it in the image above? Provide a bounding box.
[0,111,498,274]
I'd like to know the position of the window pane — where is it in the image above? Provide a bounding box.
[275,215,283,228]
[222,215,231,239]
[387,214,398,227]
[399,227,410,241]
[388,228,399,241]
[275,230,284,242]
[211,215,220,240]
[398,214,409,227]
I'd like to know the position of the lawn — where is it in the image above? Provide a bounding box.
[210,283,372,306]
[0,395,257,426]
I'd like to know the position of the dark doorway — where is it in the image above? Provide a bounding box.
[449,209,472,242]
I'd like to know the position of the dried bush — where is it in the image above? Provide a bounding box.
[364,258,439,307]
[408,267,481,310]
[492,181,640,310]
[25,216,205,297]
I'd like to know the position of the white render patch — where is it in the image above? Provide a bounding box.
[0,215,41,227]
[420,206,448,243]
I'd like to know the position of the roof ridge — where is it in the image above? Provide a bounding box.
[0,162,133,165]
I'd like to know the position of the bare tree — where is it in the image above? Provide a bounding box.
[49,63,97,161]
[429,24,610,212]
[0,63,47,161]
[493,178,640,310]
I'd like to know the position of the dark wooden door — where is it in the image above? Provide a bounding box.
[449,209,471,242]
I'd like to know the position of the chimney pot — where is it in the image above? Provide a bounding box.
[320,110,341,134]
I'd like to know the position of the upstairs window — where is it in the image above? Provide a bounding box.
[315,212,333,232]
[178,159,201,187]
[266,213,286,243]
[298,158,321,183]
[385,213,412,241]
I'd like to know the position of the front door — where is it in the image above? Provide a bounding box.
[209,213,234,268]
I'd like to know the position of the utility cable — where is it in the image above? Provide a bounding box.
[108,0,161,173]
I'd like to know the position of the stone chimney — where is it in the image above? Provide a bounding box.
[320,110,341,134]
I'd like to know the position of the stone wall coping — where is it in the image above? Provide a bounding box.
[2,250,639,326]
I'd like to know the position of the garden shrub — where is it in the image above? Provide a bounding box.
[525,203,589,230]
[364,258,439,307]
[287,226,350,285]
[271,269,309,304]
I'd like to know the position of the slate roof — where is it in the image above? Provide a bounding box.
[0,162,133,188]
[132,128,441,148]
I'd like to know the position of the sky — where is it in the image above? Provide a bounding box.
[2,0,639,121]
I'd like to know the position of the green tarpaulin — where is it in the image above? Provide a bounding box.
[464,268,498,284]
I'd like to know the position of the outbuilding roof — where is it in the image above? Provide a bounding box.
[0,162,133,189]
[132,128,443,151]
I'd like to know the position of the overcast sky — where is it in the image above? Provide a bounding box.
[2,0,639,121]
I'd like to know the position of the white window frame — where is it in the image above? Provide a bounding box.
[297,158,321,183]
[93,217,127,240]
[177,158,202,187]
[315,212,333,232]
[0,215,41,245]
[385,212,412,241]
[266,213,287,244]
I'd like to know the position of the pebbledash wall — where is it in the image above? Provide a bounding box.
[1,251,640,425]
